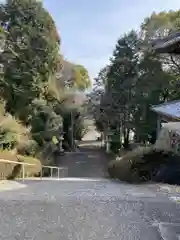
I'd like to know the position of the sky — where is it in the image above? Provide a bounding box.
[43,0,180,81]
[1,0,180,81]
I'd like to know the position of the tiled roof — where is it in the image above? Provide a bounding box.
[151,31,180,54]
[151,100,180,119]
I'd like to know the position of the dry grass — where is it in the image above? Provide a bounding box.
[0,150,41,180]
[0,100,32,149]
[0,100,41,179]
[0,113,30,144]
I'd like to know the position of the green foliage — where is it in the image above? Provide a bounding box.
[60,60,91,91]
[17,139,38,157]
[108,146,180,183]
[73,64,91,91]
[29,98,63,146]
[93,31,140,150]
[74,115,87,140]
[0,0,60,121]
[0,0,90,161]
[91,10,180,151]
[0,99,31,151]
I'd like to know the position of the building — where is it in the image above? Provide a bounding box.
[151,31,180,54]
[151,32,180,149]
[151,100,180,134]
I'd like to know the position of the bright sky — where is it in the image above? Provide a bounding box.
[43,0,180,81]
[1,0,180,81]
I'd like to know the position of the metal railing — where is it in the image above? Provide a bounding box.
[0,159,68,182]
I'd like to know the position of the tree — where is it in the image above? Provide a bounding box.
[0,0,66,159]
[89,66,108,128]
[93,10,180,152]
[0,0,92,164]
[0,0,61,121]
[135,10,180,141]
[97,31,140,150]
[141,10,180,97]
[132,51,171,142]
[0,98,32,152]
[60,60,91,91]
[73,64,91,91]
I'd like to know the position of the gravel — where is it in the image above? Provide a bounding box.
[0,137,180,240]
[0,179,180,240]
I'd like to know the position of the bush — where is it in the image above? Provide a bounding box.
[17,139,39,157]
[0,150,41,180]
[108,146,153,182]
[108,146,180,183]
[132,148,180,183]
[0,100,31,151]
[108,157,135,182]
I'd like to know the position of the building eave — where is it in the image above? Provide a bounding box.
[151,32,180,54]
[151,100,180,121]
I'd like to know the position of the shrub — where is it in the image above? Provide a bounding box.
[17,139,39,157]
[108,157,134,182]
[132,148,180,182]
[107,146,180,183]
[0,100,31,151]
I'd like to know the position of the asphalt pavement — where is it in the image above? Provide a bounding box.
[0,139,180,239]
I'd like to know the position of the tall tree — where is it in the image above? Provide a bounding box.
[133,51,172,142]
[104,31,140,149]
[0,0,61,121]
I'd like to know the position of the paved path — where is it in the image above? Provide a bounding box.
[59,141,109,178]
[0,140,180,239]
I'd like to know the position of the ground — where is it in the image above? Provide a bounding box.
[0,132,180,239]
[59,140,109,178]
